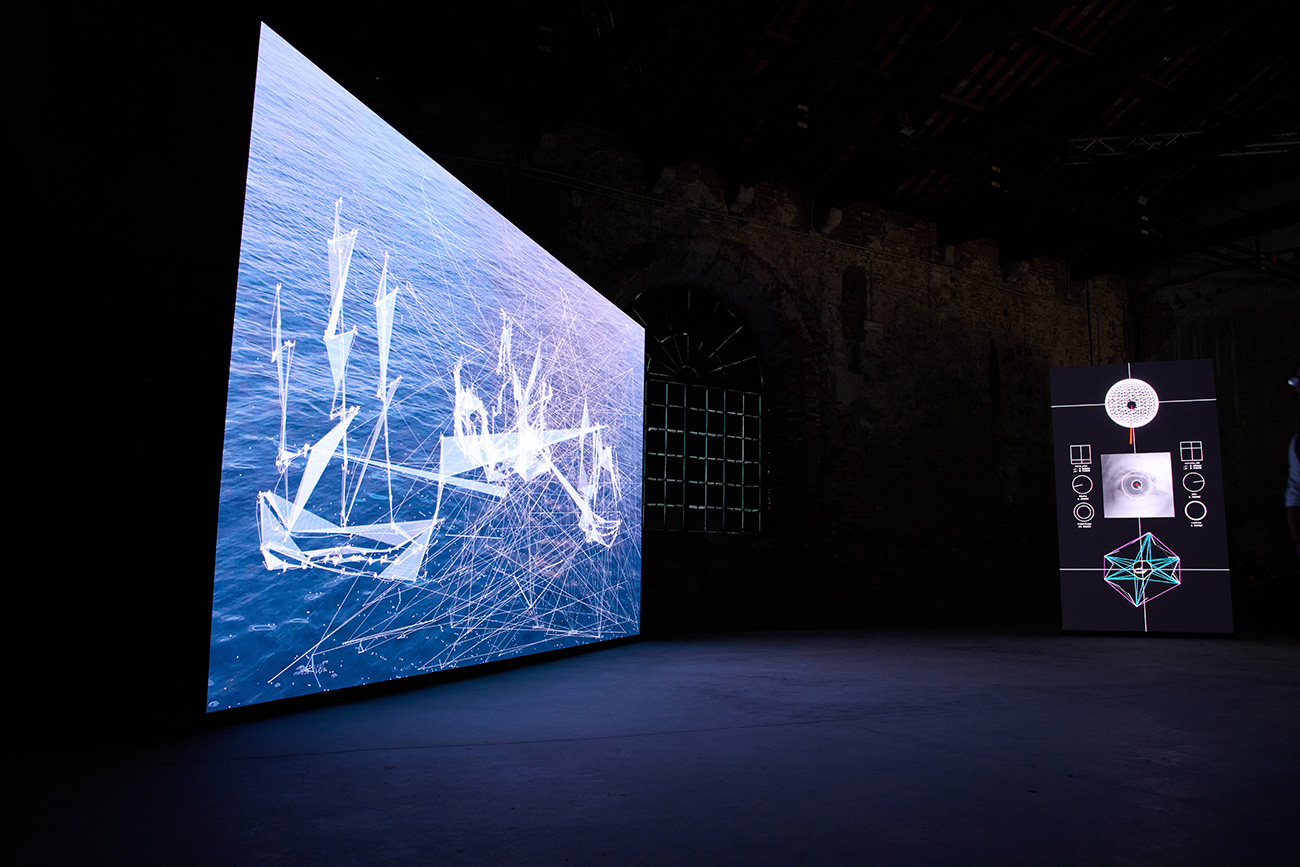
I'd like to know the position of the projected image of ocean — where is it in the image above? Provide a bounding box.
[208,25,644,711]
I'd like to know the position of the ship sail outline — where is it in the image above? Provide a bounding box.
[258,199,625,596]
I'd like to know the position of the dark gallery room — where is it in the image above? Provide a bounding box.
[17,2,1298,864]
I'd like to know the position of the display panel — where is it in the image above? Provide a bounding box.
[208,25,644,710]
[1050,361,1231,633]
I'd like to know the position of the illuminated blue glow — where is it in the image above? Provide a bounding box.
[208,25,643,711]
[1102,532,1181,608]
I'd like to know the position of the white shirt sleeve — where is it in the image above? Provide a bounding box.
[1287,434,1300,508]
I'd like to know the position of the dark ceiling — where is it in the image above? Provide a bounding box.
[264,1,1297,281]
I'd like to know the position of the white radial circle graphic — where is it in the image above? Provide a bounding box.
[1104,378,1159,428]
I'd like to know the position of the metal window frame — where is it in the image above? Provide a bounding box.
[644,379,761,534]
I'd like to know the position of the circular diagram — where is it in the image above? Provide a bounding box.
[1185,501,1207,521]
[1104,378,1159,429]
[1121,470,1154,499]
[1073,502,1095,522]
[1072,475,1093,495]
[1183,472,1205,492]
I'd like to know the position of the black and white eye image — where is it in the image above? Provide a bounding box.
[1100,452,1174,519]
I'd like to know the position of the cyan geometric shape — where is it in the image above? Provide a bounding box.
[1103,532,1181,607]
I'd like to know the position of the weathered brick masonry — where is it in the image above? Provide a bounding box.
[428,114,1293,631]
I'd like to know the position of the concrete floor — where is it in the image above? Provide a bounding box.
[18,631,1299,865]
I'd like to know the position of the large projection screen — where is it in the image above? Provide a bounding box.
[208,25,644,711]
[1050,360,1231,633]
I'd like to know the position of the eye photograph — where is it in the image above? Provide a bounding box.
[1101,452,1175,519]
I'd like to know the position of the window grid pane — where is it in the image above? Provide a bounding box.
[644,381,760,533]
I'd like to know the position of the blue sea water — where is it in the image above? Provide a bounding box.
[208,25,644,711]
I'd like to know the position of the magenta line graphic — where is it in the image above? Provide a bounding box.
[1102,532,1181,608]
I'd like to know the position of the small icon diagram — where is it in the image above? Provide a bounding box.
[1180,441,1204,463]
[1183,472,1205,492]
[1072,475,1093,495]
[1070,444,1092,465]
[1074,502,1095,522]
[1185,501,1207,522]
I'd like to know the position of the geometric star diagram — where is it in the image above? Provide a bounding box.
[1103,532,1181,608]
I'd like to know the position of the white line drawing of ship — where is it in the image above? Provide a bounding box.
[255,198,624,590]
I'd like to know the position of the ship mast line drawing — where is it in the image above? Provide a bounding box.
[246,198,633,691]
[210,25,642,711]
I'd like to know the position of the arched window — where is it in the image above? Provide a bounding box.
[631,288,763,533]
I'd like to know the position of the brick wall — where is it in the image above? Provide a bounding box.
[430,117,1138,630]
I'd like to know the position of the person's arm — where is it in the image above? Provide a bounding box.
[1289,436,1300,555]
